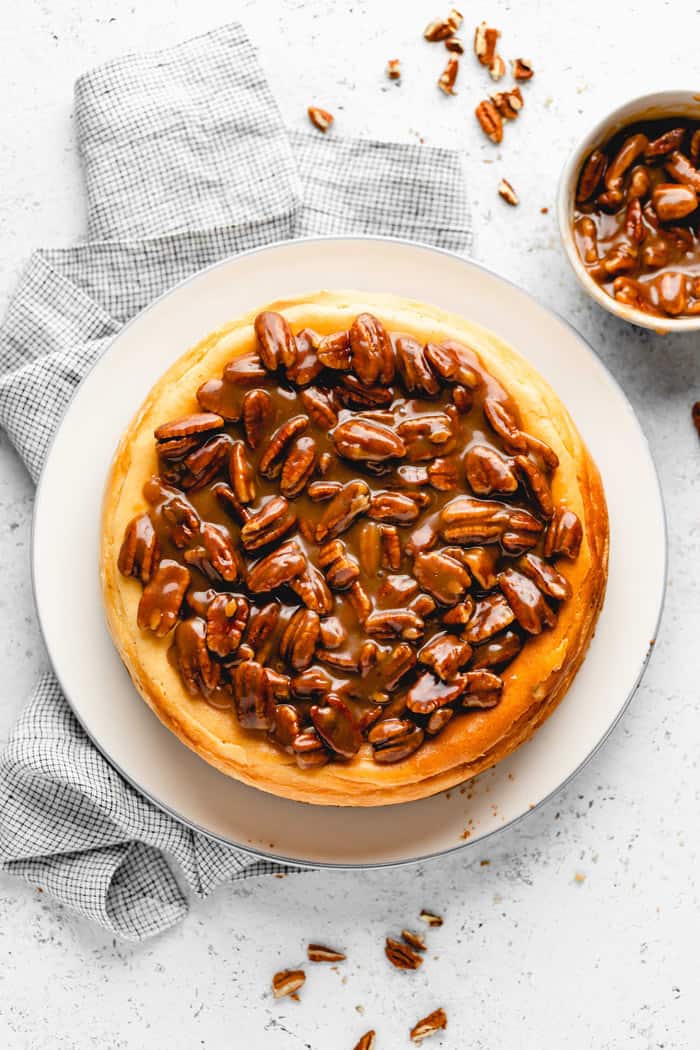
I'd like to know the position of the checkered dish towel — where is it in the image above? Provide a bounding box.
[0,23,472,941]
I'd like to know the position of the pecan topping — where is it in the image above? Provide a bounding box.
[272,969,306,999]
[395,336,440,395]
[465,445,518,495]
[179,434,232,491]
[461,669,503,708]
[315,480,371,542]
[413,549,471,606]
[137,559,190,636]
[242,388,274,450]
[464,593,515,644]
[482,398,526,451]
[385,937,423,970]
[397,413,455,461]
[319,615,346,649]
[349,312,395,385]
[577,149,608,203]
[270,704,300,752]
[240,496,297,551]
[292,727,329,769]
[258,415,309,478]
[442,598,474,626]
[300,386,339,428]
[280,608,321,672]
[426,707,455,735]
[311,695,361,758]
[514,454,553,518]
[155,412,223,442]
[368,491,421,525]
[290,563,334,616]
[410,1008,447,1043]
[247,541,306,592]
[280,435,317,498]
[174,617,220,697]
[471,629,522,669]
[499,568,556,634]
[418,632,472,680]
[196,377,244,420]
[517,552,572,600]
[316,331,351,370]
[233,660,273,729]
[372,722,424,763]
[118,513,160,583]
[424,341,480,388]
[206,593,249,657]
[365,609,424,641]
[544,505,583,559]
[307,944,346,962]
[332,417,405,462]
[406,672,466,714]
[222,352,268,387]
[308,480,342,502]
[645,128,686,158]
[254,310,296,371]
[184,522,241,582]
[307,106,333,133]
[319,539,361,590]
[228,441,256,504]
[287,328,323,387]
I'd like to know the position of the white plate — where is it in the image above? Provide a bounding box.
[32,237,666,867]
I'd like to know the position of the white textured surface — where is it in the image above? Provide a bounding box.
[0,1,698,1047]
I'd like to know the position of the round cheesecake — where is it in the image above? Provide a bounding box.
[101,290,608,806]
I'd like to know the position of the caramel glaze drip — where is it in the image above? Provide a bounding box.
[118,311,582,769]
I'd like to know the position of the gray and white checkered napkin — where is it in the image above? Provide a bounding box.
[0,23,472,941]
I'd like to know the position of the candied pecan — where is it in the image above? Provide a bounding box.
[353,1031,376,1050]
[426,706,455,735]
[280,435,317,498]
[405,520,439,557]
[240,496,297,551]
[491,87,523,120]
[309,479,342,503]
[156,433,200,462]
[514,454,554,518]
[499,568,556,634]
[196,377,244,421]
[264,668,291,701]
[523,433,559,471]
[406,672,466,714]
[365,609,424,640]
[442,597,475,626]
[377,523,401,570]
[425,456,457,492]
[628,165,651,201]
[452,384,473,413]
[308,106,333,132]
[161,492,200,547]
[517,552,572,601]
[248,600,282,659]
[371,721,425,763]
[228,440,256,504]
[438,56,459,95]
[652,181,698,221]
[465,445,518,495]
[576,149,607,203]
[371,642,416,691]
[154,412,224,442]
[349,312,395,386]
[258,415,309,478]
[287,328,323,387]
[397,413,455,462]
[471,629,522,669]
[691,130,700,167]
[502,509,544,554]
[318,539,361,590]
[315,479,371,542]
[291,667,332,698]
[316,330,351,369]
[396,464,430,487]
[385,937,423,971]
[319,615,346,649]
[332,417,406,461]
[174,617,220,696]
[307,943,346,962]
[410,592,437,618]
[280,608,321,672]
[544,505,582,559]
[293,728,330,769]
[118,513,160,583]
[223,352,268,387]
[512,57,533,80]
[137,559,190,636]
[336,374,394,410]
[212,482,251,525]
[378,574,419,605]
[300,386,339,428]
[451,545,498,589]
[269,704,300,752]
[605,133,648,197]
[272,969,306,999]
[315,648,360,672]
[311,694,361,758]
[395,335,440,395]
[206,593,249,657]
[347,581,372,623]
[461,669,503,708]
[476,99,503,143]
[464,593,515,643]
[439,496,508,545]
[289,563,334,615]
[254,311,296,371]
[413,549,471,606]
[482,397,526,451]
[410,1007,447,1043]
[368,491,421,525]
[247,541,306,592]
[424,341,480,388]
[645,127,686,158]
[232,660,273,729]
[357,521,381,576]
[180,434,232,491]
[418,632,472,680]
[242,388,274,450]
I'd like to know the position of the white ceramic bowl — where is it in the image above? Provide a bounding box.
[557,89,700,333]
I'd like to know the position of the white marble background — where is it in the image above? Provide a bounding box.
[1,1,698,1047]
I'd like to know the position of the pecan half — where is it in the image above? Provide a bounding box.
[137,559,190,636]
[474,21,499,67]
[300,386,339,428]
[410,1008,447,1043]
[645,127,686,158]
[544,505,583,559]
[442,597,475,626]
[307,944,346,962]
[280,435,317,498]
[499,569,556,634]
[254,311,296,371]
[308,480,342,502]
[332,417,406,462]
[464,592,515,643]
[269,704,300,752]
[242,388,274,450]
[291,667,332,699]
[517,552,572,600]
[311,695,361,758]
[258,416,309,478]
[318,539,361,590]
[118,513,160,583]
[413,549,471,606]
[365,609,425,641]
[184,522,241,582]
[451,545,498,589]
[461,669,503,708]
[280,608,321,672]
[272,969,306,999]
[514,454,554,518]
[240,496,297,551]
[426,707,455,734]
[424,341,480,388]
[476,99,503,143]
[316,331,351,370]
[395,335,440,395]
[233,660,273,729]
[308,106,333,132]
[405,672,466,714]
[206,593,249,657]
[418,632,472,680]
[349,312,395,385]
[471,629,522,669]
[397,413,455,462]
[482,397,526,451]
[212,482,250,525]
[174,617,220,696]
[385,937,423,970]
[371,721,424,763]
[179,434,232,491]
[336,374,394,410]
[289,563,334,616]
[427,456,458,491]
[652,181,698,221]
[315,480,371,542]
[368,491,421,524]
[246,541,306,592]
[379,524,402,569]
[438,496,507,544]
[418,910,443,927]
[347,581,372,623]
[498,178,519,206]
[465,445,518,495]
[576,149,607,203]
[319,615,346,649]
[292,727,330,769]
[196,377,245,420]
[228,440,256,504]
[154,412,223,442]
[287,328,323,387]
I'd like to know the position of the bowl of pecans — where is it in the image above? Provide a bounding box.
[557,90,700,330]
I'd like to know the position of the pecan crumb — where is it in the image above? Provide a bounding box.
[498,178,519,206]
[386,58,401,80]
[385,936,423,970]
[693,401,700,439]
[353,1032,376,1050]
[512,57,534,80]
[437,57,459,95]
[402,929,427,952]
[272,968,306,998]
[418,909,443,927]
[410,1008,448,1043]
[307,106,334,133]
[307,943,346,962]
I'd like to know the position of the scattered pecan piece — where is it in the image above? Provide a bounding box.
[272,969,306,999]
[410,1008,447,1043]
[445,35,464,53]
[490,87,523,120]
[179,434,232,492]
[418,910,443,927]
[308,106,333,132]
[474,21,499,67]
[307,943,346,963]
[423,8,462,41]
[353,1032,376,1050]
[693,401,700,439]
[319,615,346,650]
[438,57,459,95]
[223,352,268,387]
[118,513,160,583]
[247,602,281,655]
[385,937,423,970]
[512,57,534,80]
[347,581,373,623]
[308,480,342,502]
[515,454,553,518]
[426,707,454,734]
[402,930,427,952]
[482,398,526,451]
[386,58,401,80]
[427,456,459,491]
[442,598,474,626]
[498,178,519,206]
[287,328,323,387]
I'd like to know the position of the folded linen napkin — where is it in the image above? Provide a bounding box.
[0,23,472,941]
